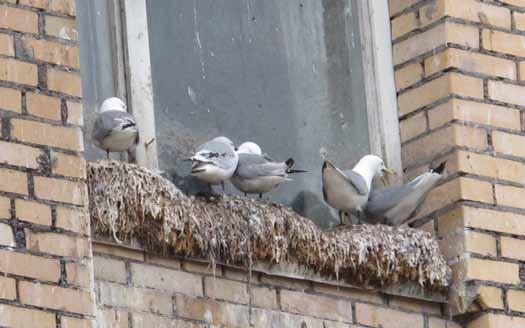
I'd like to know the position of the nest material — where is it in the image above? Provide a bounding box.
[88,160,450,290]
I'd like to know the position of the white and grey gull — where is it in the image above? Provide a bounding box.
[322,155,393,225]
[189,136,239,192]
[364,161,447,226]
[231,142,307,198]
[92,97,139,159]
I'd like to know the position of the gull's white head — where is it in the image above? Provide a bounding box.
[353,155,392,189]
[237,142,262,155]
[212,136,236,150]
[100,97,127,113]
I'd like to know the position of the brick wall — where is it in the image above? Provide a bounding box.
[93,242,459,328]
[0,0,95,327]
[391,0,525,326]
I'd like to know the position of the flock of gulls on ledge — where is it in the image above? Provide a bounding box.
[92,97,447,227]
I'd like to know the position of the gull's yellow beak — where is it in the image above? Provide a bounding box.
[380,167,394,186]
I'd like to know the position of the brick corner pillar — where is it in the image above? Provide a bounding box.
[0,0,95,326]
[390,0,525,326]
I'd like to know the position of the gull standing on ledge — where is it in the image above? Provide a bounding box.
[322,155,393,225]
[92,97,139,159]
[190,136,239,192]
[231,142,307,198]
[364,161,447,226]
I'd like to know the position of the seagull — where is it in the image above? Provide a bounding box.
[364,161,447,226]
[92,97,139,159]
[189,136,239,192]
[322,155,393,225]
[231,142,307,198]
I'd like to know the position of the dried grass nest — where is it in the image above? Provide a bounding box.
[88,160,450,291]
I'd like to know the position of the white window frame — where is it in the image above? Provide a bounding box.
[118,0,401,176]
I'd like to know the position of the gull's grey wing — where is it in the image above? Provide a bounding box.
[235,154,287,179]
[196,139,237,170]
[342,169,368,196]
[92,110,136,142]
[365,172,442,225]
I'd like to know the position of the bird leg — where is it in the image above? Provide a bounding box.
[339,210,351,226]
[258,193,263,199]
[221,181,225,193]
[106,150,110,160]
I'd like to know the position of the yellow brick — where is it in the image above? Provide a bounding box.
[0,87,21,113]
[0,197,9,219]
[389,296,442,315]
[496,184,525,209]
[464,231,497,256]
[468,314,525,328]
[26,230,89,258]
[45,15,78,40]
[56,207,89,235]
[47,68,82,97]
[391,12,418,39]
[61,317,93,328]
[394,62,423,91]
[20,0,76,15]
[312,283,383,304]
[501,237,525,261]
[393,22,479,65]
[356,303,424,328]
[0,33,14,56]
[477,285,504,310]
[464,258,520,284]
[0,6,38,33]
[493,131,525,158]
[482,29,525,57]
[22,37,79,68]
[34,176,86,205]
[454,150,525,184]
[398,73,483,116]
[0,249,61,281]
[428,99,521,130]
[416,177,493,219]
[402,124,487,166]
[420,0,511,29]
[26,92,61,121]
[0,58,38,86]
[0,140,43,169]
[443,206,525,236]
[389,0,418,16]
[0,168,27,195]
[489,80,525,107]
[51,152,86,178]
[92,242,145,261]
[66,261,92,289]
[507,290,525,312]
[0,276,16,300]
[429,317,462,328]
[500,0,525,6]
[11,119,83,151]
[515,12,525,31]
[66,101,83,126]
[0,222,14,247]
[399,112,427,143]
[0,304,56,328]
[19,280,94,315]
[16,199,52,225]
[425,48,515,79]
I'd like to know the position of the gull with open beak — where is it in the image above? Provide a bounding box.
[322,155,393,225]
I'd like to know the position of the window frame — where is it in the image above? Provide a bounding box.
[118,0,402,176]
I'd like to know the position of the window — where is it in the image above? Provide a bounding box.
[77,0,400,228]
